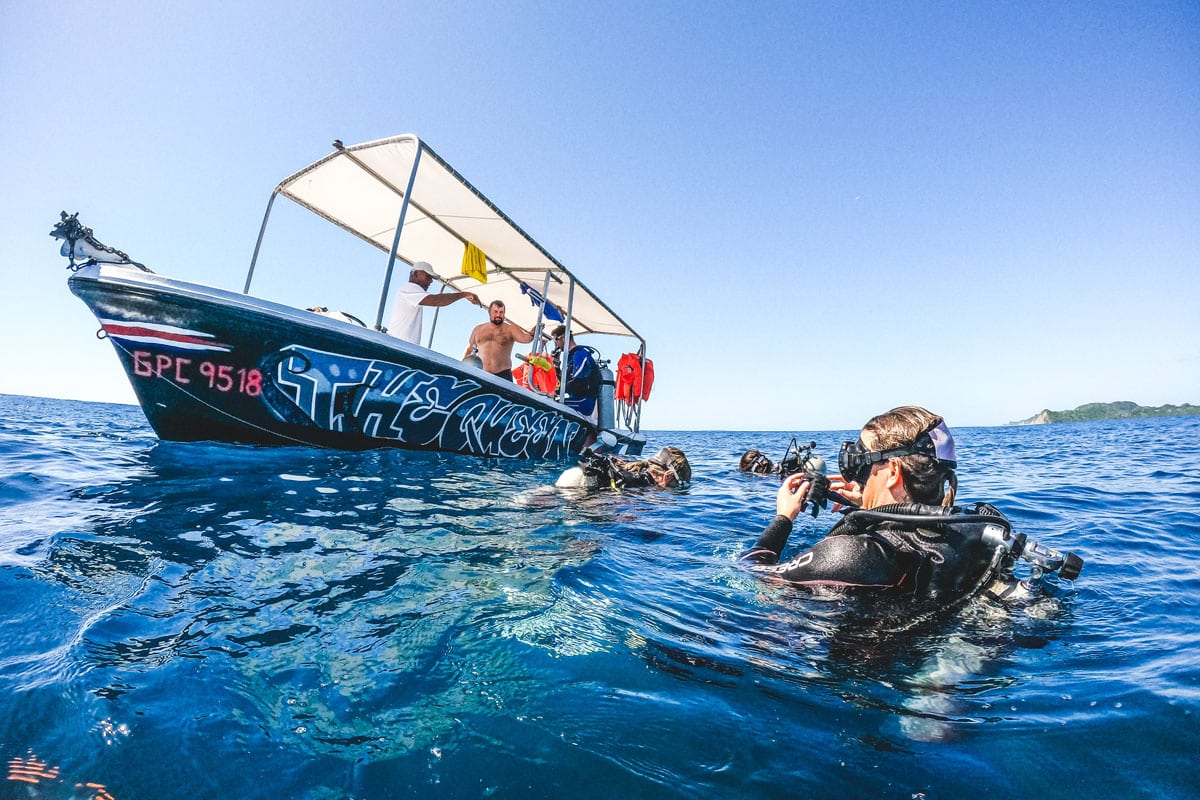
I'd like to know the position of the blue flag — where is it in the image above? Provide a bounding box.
[520,282,564,322]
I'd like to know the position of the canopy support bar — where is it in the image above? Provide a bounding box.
[526,270,554,358]
[557,280,577,404]
[427,285,447,348]
[374,143,423,330]
[244,192,278,294]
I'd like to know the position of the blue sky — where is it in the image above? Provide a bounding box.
[3,1,1197,431]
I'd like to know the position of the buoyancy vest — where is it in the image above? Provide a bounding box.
[745,501,1077,630]
[579,453,654,490]
[825,503,1004,605]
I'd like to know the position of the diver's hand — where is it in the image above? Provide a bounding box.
[776,473,811,521]
[828,475,862,510]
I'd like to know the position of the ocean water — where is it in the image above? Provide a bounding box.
[1,394,1197,800]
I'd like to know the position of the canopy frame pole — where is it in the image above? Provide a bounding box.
[530,270,554,357]
[426,285,450,348]
[633,342,646,433]
[557,281,576,404]
[243,192,278,294]
[374,143,424,330]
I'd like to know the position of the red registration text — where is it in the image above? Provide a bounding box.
[132,351,263,396]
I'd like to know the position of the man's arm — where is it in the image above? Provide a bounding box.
[419,290,480,308]
[748,535,905,590]
[741,515,794,565]
[741,473,908,588]
[740,474,810,564]
[463,326,479,359]
[509,322,534,344]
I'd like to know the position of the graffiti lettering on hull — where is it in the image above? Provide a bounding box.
[271,346,583,458]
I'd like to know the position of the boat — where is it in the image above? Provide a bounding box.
[51,135,650,459]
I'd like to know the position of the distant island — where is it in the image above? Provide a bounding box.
[1011,401,1200,425]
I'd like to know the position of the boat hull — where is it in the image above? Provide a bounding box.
[68,264,605,458]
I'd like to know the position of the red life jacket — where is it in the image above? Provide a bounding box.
[616,353,654,403]
[514,358,558,395]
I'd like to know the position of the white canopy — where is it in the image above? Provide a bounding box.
[271,135,642,342]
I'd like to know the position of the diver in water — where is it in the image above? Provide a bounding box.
[739,448,779,475]
[741,406,1080,620]
[557,446,692,491]
[742,440,827,479]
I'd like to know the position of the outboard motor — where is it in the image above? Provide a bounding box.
[597,363,616,430]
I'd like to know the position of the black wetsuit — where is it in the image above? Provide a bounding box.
[741,503,1004,606]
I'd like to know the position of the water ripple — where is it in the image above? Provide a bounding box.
[2,401,1199,798]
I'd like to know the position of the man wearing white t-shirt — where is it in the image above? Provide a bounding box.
[387,262,481,344]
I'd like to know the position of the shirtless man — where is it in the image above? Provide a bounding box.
[463,300,534,380]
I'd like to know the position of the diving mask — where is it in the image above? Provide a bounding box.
[741,449,774,475]
[838,420,957,485]
[648,447,691,487]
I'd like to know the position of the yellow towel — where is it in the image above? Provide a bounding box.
[461,242,488,283]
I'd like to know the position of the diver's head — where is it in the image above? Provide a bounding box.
[550,324,569,352]
[739,449,775,475]
[839,406,957,507]
[648,446,691,489]
[488,300,506,325]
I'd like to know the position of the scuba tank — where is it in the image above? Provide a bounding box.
[555,466,589,488]
[597,363,616,429]
[556,434,620,489]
